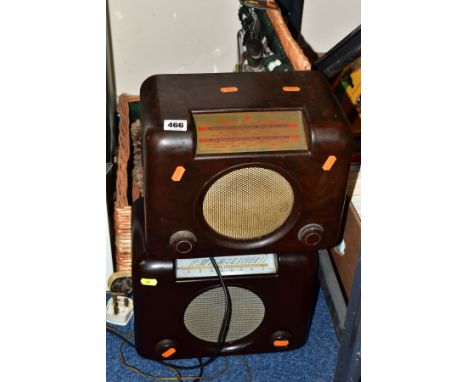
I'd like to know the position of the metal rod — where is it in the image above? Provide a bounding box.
[318,249,347,338]
[333,251,361,382]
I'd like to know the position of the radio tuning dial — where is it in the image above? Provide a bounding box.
[170,230,197,254]
[298,224,324,247]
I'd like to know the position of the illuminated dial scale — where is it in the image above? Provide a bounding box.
[193,110,308,155]
[175,254,278,279]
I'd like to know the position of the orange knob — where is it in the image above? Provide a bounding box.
[161,347,176,358]
[273,339,290,347]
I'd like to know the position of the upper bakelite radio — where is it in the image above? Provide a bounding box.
[140,71,353,259]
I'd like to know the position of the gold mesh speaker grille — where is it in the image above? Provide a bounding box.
[202,167,294,240]
[184,286,265,343]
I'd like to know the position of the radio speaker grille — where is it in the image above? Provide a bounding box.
[202,167,294,240]
[183,286,265,343]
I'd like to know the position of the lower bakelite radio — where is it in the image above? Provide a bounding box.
[132,199,318,360]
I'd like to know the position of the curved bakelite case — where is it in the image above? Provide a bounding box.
[140,71,353,259]
[132,198,318,360]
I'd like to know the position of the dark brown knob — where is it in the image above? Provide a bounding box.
[155,339,177,359]
[169,230,197,254]
[270,330,292,349]
[298,224,324,246]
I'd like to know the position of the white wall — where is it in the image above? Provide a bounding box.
[108,0,361,94]
[301,0,361,53]
[108,0,240,95]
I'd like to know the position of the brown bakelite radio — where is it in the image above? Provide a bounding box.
[139,71,353,259]
[132,71,352,360]
[132,198,319,360]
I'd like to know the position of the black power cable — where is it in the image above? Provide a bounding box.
[162,256,232,370]
[107,256,232,380]
[106,326,201,382]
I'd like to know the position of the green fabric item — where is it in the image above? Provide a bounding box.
[128,101,141,123]
[238,5,293,72]
[256,9,293,71]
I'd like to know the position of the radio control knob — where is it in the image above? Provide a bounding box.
[169,230,197,254]
[271,330,292,349]
[155,339,177,359]
[298,224,324,246]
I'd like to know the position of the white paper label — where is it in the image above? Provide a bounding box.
[164,120,187,131]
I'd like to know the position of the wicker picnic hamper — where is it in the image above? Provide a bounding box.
[112,8,311,272]
[114,94,141,272]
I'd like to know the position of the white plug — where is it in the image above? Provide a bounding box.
[106,296,134,326]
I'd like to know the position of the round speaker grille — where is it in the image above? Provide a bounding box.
[202,167,294,240]
[184,286,265,343]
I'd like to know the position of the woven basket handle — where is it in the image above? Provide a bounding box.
[115,94,140,209]
[266,10,311,71]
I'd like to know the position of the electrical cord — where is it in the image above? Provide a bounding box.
[161,256,232,370]
[106,326,183,381]
[106,256,233,380]
[118,338,230,381]
[237,356,253,382]
[106,326,218,382]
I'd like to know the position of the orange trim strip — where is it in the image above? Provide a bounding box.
[220,87,238,93]
[171,166,186,182]
[282,86,301,92]
[322,155,337,171]
[161,348,176,358]
[273,339,289,347]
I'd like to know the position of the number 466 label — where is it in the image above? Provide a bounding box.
[164,119,187,131]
